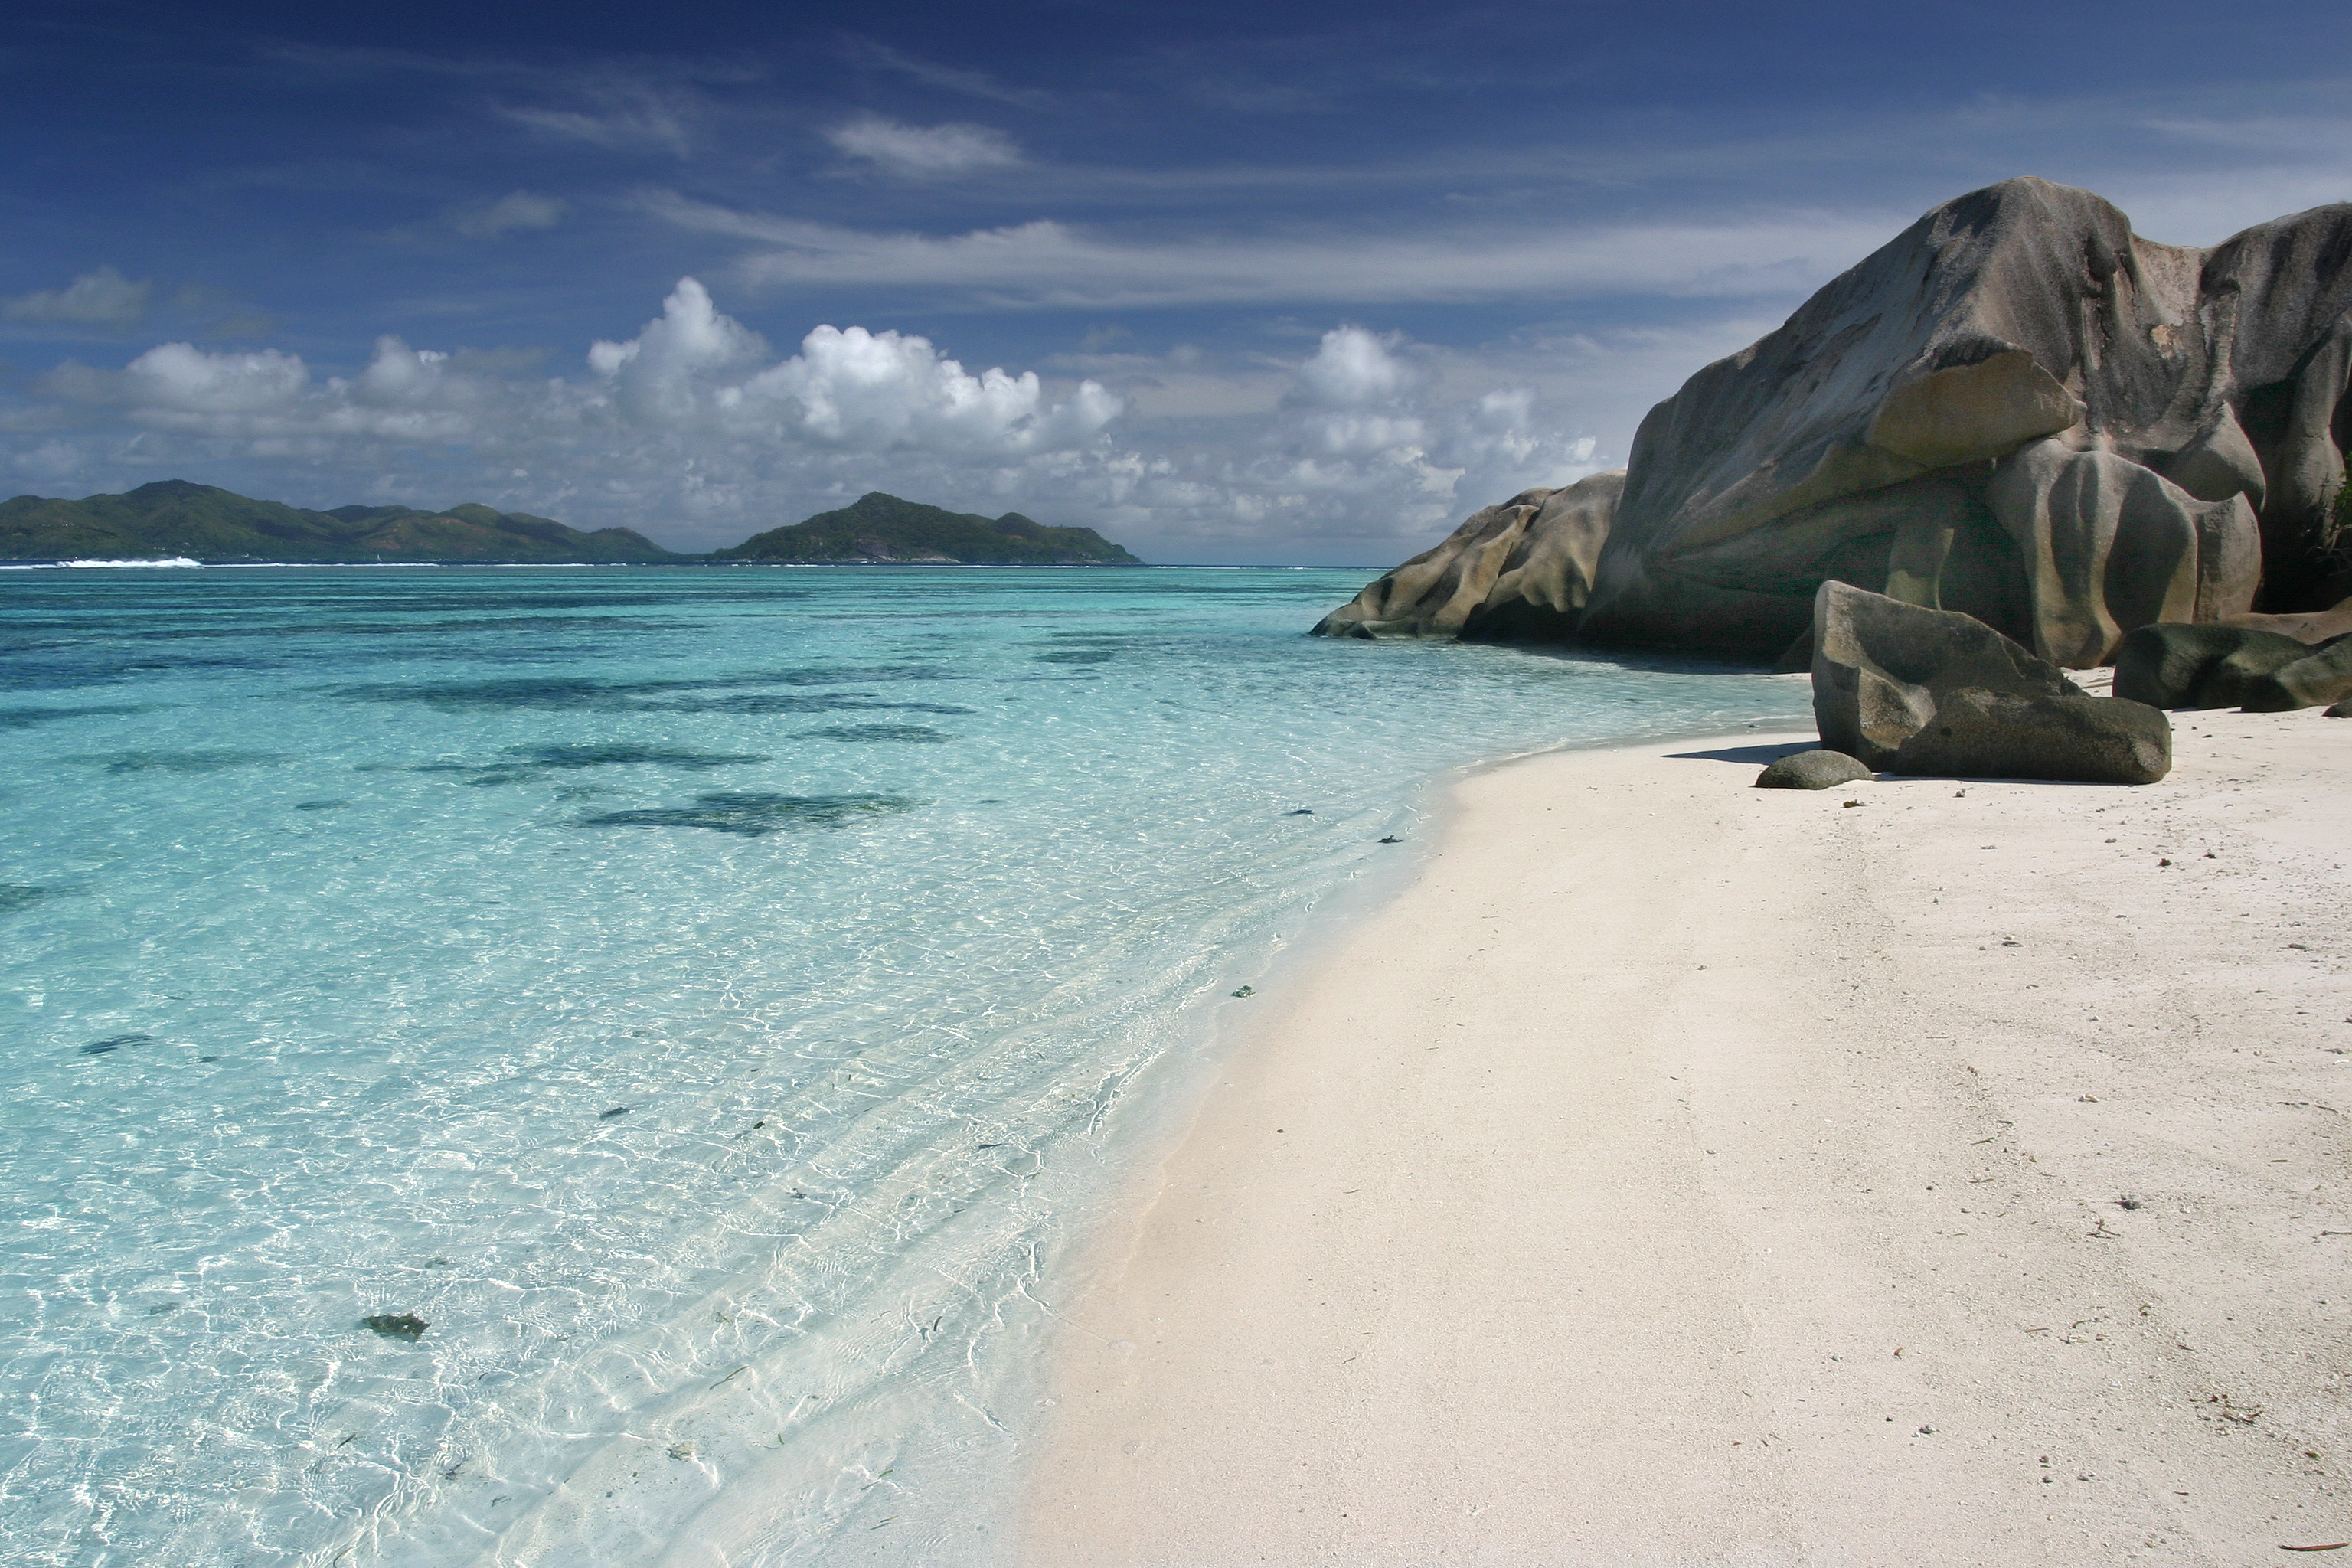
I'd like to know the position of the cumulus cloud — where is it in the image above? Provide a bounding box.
[825,116,1023,178]
[585,278,1119,451]
[1296,325,1418,407]
[5,266,156,330]
[446,191,569,238]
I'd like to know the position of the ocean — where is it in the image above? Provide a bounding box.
[0,564,1805,1566]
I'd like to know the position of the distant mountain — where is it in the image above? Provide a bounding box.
[0,480,683,564]
[715,492,1145,565]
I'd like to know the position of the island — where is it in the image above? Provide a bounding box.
[0,479,681,564]
[0,481,1148,567]
[714,491,1143,565]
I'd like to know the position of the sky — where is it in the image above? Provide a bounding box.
[2,2,2347,564]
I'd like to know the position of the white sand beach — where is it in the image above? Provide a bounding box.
[1022,709,2352,1565]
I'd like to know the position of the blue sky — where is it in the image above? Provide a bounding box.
[3,1,2347,562]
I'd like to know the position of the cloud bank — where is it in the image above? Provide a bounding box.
[3,280,1610,560]
[648,195,1903,309]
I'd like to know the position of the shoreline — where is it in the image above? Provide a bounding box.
[1018,713,2352,1565]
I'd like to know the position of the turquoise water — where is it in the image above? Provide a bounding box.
[0,565,1804,1566]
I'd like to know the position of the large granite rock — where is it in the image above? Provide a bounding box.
[1312,472,1622,640]
[1888,688,2171,784]
[2238,637,2352,712]
[1811,580,2080,767]
[2218,594,2352,645]
[2111,622,2314,707]
[1315,178,2352,664]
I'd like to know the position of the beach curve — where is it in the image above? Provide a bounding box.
[1020,713,2352,1565]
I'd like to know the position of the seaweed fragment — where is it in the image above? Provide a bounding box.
[363,1313,429,1341]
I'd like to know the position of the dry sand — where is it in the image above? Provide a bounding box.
[1021,707,2352,1566]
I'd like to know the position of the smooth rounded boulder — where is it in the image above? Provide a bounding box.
[1754,750,1874,789]
[2238,637,2352,713]
[1888,688,2171,785]
[2112,622,2314,708]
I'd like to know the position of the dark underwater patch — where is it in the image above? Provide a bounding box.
[389,743,773,787]
[66,749,291,775]
[577,792,917,836]
[332,675,665,710]
[793,724,952,743]
[291,799,353,812]
[80,1033,156,1056]
[0,885,57,913]
[2,649,272,691]
[636,693,977,717]
[329,666,956,712]
[507,743,769,770]
[0,703,160,730]
[1032,649,1117,665]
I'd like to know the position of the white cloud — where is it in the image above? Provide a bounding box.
[583,278,1120,452]
[648,194,1905,309]
[446,191,569,238]
[1296,325,1417,406]
[586,277,772,423]
[498,84,692,156]
[123,342,310,418]
[4,266,156,330]
[825,116,1023,178]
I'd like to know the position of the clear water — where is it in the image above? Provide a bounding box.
[0,565,1805,1566]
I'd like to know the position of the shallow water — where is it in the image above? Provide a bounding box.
[0,565,1805,1566]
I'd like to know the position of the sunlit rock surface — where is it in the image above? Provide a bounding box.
[1315,178,2351,665]
[1311,472,1623,641]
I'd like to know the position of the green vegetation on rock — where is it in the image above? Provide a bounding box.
[0,480,682,564]
[714,492,1143,565]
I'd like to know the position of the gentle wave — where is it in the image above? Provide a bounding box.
[4,556,204,569]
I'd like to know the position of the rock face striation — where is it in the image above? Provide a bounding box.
[1812,581,2170,784]
[1314,178,2352,666]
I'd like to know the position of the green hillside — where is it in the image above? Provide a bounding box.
[0,480,683,564]
[715,492,1144,565]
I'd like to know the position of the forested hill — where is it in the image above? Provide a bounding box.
[716,492,1144,564]
[0,480,681,563]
